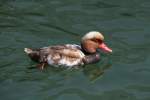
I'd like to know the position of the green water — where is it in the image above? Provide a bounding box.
[0,0,150,100]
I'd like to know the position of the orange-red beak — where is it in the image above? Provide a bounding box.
[99,42,112,53]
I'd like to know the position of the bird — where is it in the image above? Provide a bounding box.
[24,31,112,69]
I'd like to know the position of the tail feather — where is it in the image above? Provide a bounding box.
[24,48,33,54]
[24,48,40,62]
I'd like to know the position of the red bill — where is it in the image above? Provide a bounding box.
[99,43,112,53]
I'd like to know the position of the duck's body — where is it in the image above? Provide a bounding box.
[24,31,112,69]
[24,44,100,68]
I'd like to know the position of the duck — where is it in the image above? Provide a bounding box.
[24,31,112,69]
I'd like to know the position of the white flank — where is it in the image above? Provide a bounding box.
[47,55,54,65]
[58,57,81,67]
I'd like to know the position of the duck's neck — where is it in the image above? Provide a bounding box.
[83,53,100,64]
[81,43,97,55]
[81,43,90,54]
[81,43,100,64]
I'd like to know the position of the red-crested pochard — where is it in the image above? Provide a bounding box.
[24,31,112,69]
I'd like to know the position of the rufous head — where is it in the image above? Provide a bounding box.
[81,31,112,53]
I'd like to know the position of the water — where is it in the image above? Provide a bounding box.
[0,0,150,100]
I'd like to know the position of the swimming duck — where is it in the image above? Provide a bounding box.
[24,31,112,69]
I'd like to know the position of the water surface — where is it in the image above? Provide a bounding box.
[0,0,150,100]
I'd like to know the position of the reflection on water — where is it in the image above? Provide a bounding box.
[83,1,119,9]
[1,0,150,100]
[27,61,112,82]
[83,62,112,81]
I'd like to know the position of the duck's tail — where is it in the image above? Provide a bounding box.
[24,48,40,62]
[24,48,33,54]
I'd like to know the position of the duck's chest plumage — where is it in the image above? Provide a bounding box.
[39,44,85,67]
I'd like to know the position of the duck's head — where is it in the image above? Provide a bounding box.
[81,31,112,54]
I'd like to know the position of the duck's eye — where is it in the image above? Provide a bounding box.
[91,39,103,44]
[97,39,103,44]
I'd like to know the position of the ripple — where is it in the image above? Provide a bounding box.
[83,1,119,9]
[0,47,16,57]
[127,85,150,92]
[22,12,45,17]
[111,34,150,65]
[39,23,80,37]
[46,88,101,100]
[45,88,136,100]
[100,89,136,100]
[134,68,150,73]
[120,12,135,17]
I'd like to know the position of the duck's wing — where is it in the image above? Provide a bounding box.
[56,44,84,58]
[40,44,84,58]
[39,44,85,67]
